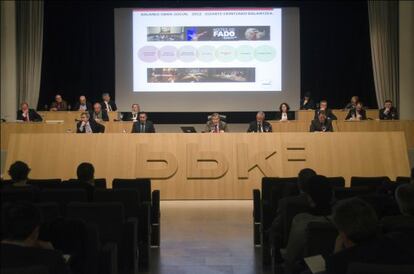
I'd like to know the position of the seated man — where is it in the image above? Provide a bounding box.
[1,202,70,274]
[344,95,359,110]
[300,92,316,110]
[8,161,31,186]
[379,99,399,120]
[131,112,155,133]
[310,111,333,132]
[122,103,141,122]
[345,101,367,120]
[50,94,68,111]
[247,111,272,132]
[314,100,337,120]
[205,113,228,133]
[16,102,42,122]
[76,112,104,133]
[325,198,414,274]
[89,102,109,122]
[76,162,96,201]
[100,93,117,112]
[73,95,92,111]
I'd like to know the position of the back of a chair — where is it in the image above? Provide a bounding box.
[66,178,107,189]
[27,179,62,189]
[1,187,36,203]
[67,202,125,244]
[350,176,390,188]
[334,187,374,200]
[94,189,140,217]
[39,189,87,214]
[112,178,151,203]
[261,177,298,204]
[327,177,345,187]
[34,202,61,223]
[346,262,414,274]
[304,221,338,257]
[0,179,13,188]
[396,177,411,184]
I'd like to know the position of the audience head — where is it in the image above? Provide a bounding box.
[318,111,327,123]
[304,92,311,100]
[332,198,378,246]
[319,100,328,110]
[139,112,148,123]
[2,202,42,244]
[93,102,101,113]
[55,94,63,103]
[256,111,265,122]
[279,103,290,113]
[297,168,317,192]
[8,161,30,183]
[303,175,333,215]
[102,93,110,102]
[80,112,90,123]
[384,99,392,109]
[132,104,140,113]
[20,102,29,111]
[76,162,95,182]
[395,183,414,216]
[211,113,221,125]
[79,95,86,104]
[351,96,359,105]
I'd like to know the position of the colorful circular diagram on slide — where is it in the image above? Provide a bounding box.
[138,45,276,62]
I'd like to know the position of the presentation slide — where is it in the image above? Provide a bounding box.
[132,8,282,92]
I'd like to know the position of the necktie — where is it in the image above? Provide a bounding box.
[107,102,112,112]
[141,124,145,133]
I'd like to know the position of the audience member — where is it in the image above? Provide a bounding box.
[73,95,92,111]
[16,102,43,122]
[247,111,272,132]
[275,103,294,121]
[344,96,359,110]
[131,112,155,133]
[76,112,104,133]
[325,198,414,274]
[379,99,399,120]
[345,101,367,120]
[100,93,117,112]
[89,102,109,122]
[300,92,316,110]
[50,94,68,111]
[8,161,31,186]
[205,113,228,133]
[76,162,96,200]
[122,103,141,122]
[314,100,337,120]
[1,202,70,274]
[310,111,333,132]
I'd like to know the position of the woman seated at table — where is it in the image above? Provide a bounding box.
[345,101,367,121]
[275,103,295,121]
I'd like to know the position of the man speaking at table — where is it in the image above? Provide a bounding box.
[131,112,155,133]
[247,111,272,132]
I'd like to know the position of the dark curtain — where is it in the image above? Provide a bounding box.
[39,0,376,110]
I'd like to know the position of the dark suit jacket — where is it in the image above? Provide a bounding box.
[300,98,316,110]
[16,109,43,122]
[309,119,334,132]
[89,110,109,121]
[379,107,399,120]
[345,108,367,120]
[274,111,295,121]
[325,237,414,274]
[247,121,273,132]
[73,102,92,111]
[50,100,68,111]
[76,120,105,133]
[0,243,70,274]
[204,121,228,132]
[122,112,139,122]
[314,108,337,120]
[131,121,155,133]
[100,100,117,111]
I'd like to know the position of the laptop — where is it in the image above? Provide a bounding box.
[180,126,197,133]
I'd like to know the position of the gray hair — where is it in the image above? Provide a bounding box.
[211,113,220,119]
[257,111,265,117]
[332,198,378,244]
[102,93,110,97]
[395,183,414,216]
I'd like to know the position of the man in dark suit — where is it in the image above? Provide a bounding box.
[204,113,228,133]
[310,111,334,132]
[100,93,117,112]
[73,95,92,111]
[76,112,105,133]
[247,111,272,132]
[379,99,399,120]
[16,102,42,122]
[1,202,70,274]
[300,92,316,110]
[50,94,68,111]
[345,101,367,120]
[122,103,141,122]
[344,95,359,110]
[89,102,109,122]
[325,198,414,274]
[314,100,337,120]
[131,112,155,133]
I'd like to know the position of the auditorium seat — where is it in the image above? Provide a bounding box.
[67,202,138,274]
[327,176,346,187]
[66,178,107,189]
[396,176,411,184]
[93,189,151,269]
[303,221,338,258]
[334,186,374,200]
[112,178,160,246]
[38,189,87,215]
[34,202,61,223]
[350,176,391,188]
[0,179,13,188]
[1,187,36,203]
[1,266,49,274]
[346,262,414,274]
[27,179,62,189]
